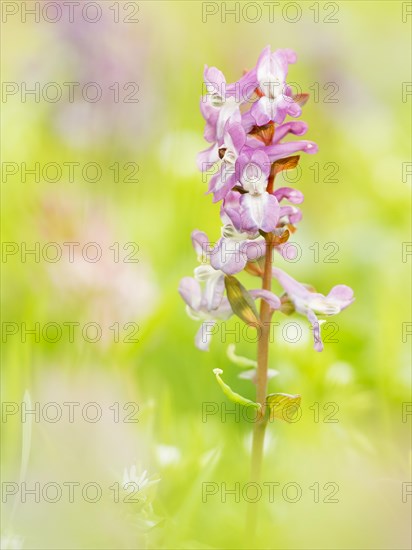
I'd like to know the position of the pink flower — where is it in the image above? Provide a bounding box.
[198,47,318,226]
[197,66,243,172]
[209,223,265,275]
[179,274,280,351]
[179,230,280,350]
[273,267,354,351]
[251,46,301,126]
[206,122,246,202]
[233,149,280,233]
[184,47,354,356]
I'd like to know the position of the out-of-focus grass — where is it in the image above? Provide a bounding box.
[1,1,411,548]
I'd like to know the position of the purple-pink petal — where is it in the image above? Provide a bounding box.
[209,237,247,275]
[306,309,324,352]
[210,170,237,203]
[222,190,243,231]
[274,187,304,204]
[243,240,266,262]
[191,230,211,258]
[327,285,355,309]
[240,192,280,233]
[197,143,219,172]
[249,289,281,310]
[250,96,277,126]
[277,48,297,65]
[204,65,226,92]
[265,140,318,162]
[272,267,309,299]
[279,205,302,224]
[226,68,258,103]
[240,148,271,178]
[273,121,308,143]
[178,277,202,310]
[225,121,247,153]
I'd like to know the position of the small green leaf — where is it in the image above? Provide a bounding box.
[226,344,257,369]
[213,369,260,410]
[224,275,261,327]
[266,393,301,423]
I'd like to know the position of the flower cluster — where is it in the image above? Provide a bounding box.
[179,46,354,353]
[198,46,317,233]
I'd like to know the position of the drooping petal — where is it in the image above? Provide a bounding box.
[213,297,233,320]
[178,277,202,310]
[249,289,281,310]
[191,230,211,259]
[274,187,304,204]
[272,268,353,353]
[207,272,225,311]
[195,321,217,351]
[306,285,355,316]
[272,267,310,300]
[194,266,225,311]
[306,309,323,352]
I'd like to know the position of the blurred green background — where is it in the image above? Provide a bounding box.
[1,1,411,548]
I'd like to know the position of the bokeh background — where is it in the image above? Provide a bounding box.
[1,1,411,548]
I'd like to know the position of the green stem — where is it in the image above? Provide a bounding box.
[246,235,274,538]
